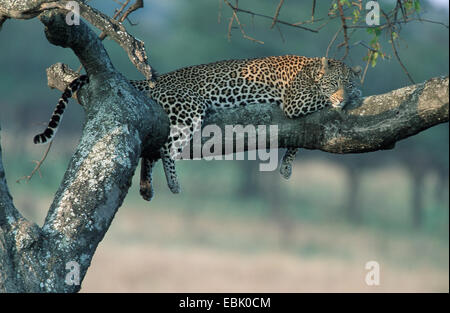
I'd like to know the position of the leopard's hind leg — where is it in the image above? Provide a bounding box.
[160,97,206,194]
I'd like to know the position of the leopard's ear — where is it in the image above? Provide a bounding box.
[352,65,362,76]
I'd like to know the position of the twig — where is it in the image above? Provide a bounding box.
[346,18,449,30]
[293,16,327,26]
[233,10,264,44]
[382,9,415,84]
[98,0,131,40]
[125,15,138,26]
[227,12,235,41]
[326,25,342,58]
[352,40,380,53]
[275,24,285,43]
[223,0,318,33]
[390,31,415,84]
[337,0,349,60]
[119,0,143,23]
[16,141,53,183]
[360,50,372,85]
[224,0,264,44]
[411,17,449,28]
[311,0,316,22]
[398,0,407,22]
[270,0,284,29]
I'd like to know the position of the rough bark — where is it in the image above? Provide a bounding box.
[192,75,449,156]
[0,0,448,293]
[0,6,168,292]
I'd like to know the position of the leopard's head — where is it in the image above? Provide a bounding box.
[316,57,362,107]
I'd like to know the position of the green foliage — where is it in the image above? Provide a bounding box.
[404,0,421,13]
[352,8,361,24]
[339,0,351,7]
[364,27,386,67]
[366,27,381,37]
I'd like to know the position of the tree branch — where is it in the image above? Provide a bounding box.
[270,0,284,29]
[188,76,449,156]
[222,0,318,33]
[36,66,450,170]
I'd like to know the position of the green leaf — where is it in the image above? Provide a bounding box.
[367,27,381,36]
[352,9,360,23]
[371,52,379,67]
[374,27,381,36]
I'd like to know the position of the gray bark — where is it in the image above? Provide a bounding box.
[0,1,448,293]
[193,75,449,156]
[0,8,168,292]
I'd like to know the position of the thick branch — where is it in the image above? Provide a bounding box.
[189,76,449,156]
[46,68,449,158]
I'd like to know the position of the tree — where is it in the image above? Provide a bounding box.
[0,0,448,292]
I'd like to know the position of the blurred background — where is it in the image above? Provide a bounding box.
[0,0,448,292]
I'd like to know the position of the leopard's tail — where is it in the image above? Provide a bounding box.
[33,75,89,144]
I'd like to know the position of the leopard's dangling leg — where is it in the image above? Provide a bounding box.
[279,77,331,179]
[161,99,206,194]
[160,145,181,194]
[140,157,157,201]
[280,148,298,180]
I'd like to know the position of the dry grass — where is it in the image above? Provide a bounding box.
[82,242,447,292]
[81,207,449,293]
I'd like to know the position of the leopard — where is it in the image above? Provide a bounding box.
[33,55,362,201]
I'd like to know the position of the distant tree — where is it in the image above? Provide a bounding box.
[238,159,262,198]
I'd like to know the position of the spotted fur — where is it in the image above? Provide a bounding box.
[34,56,361,200]
[132,55,362,199]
